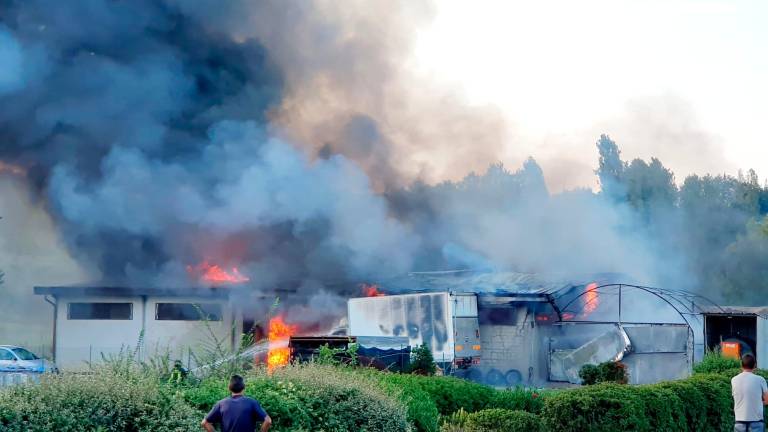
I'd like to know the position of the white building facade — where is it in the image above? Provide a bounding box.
[34,286,240,370]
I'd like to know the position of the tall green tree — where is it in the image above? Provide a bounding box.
[596,134,625,201]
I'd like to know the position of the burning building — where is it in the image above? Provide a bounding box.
[348,270,718,386]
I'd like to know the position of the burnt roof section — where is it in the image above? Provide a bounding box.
[373,270,626,296]
[34,285,234,299]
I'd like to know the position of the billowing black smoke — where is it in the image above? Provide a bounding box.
[0,0,421,286]
[4,0,766,311]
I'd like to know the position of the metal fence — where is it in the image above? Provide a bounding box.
[0,372,40,388]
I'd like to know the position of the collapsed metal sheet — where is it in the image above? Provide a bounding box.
[549,324,631,383]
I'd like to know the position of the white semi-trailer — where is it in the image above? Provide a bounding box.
[348,292,482,370]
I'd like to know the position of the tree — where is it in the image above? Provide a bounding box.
[409,344,436,375]
[595,134,625,200]
[716,217,768,303]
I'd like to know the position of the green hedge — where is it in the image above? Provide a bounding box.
[378,374,542,414]
[540,373,737,432]
[488,387,546,413]
[0,371,199,432]
[390,374,497,415]
[375,374,440,432]
[693,351,742,374]
[465,409,542,432]
[184,365,411,432]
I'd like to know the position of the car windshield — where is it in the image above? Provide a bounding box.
[11,348,38,361]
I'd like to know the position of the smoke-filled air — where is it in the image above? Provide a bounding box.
[1,0,768,348]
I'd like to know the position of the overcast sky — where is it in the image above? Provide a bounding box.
[412,0,767,191]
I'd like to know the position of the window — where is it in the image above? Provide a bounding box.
[155,303,222,321]
[11,348,38,361]
[68,302,133,320]
[0,349,15,361]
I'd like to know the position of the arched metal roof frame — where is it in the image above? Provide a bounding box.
[542,283,726,355]
[547,283,725,326]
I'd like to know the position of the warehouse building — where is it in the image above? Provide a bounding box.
[349,271,718,386]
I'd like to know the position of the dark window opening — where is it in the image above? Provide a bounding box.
[705,314,757,357]
[155,303,222,321]
[68,303,133,320]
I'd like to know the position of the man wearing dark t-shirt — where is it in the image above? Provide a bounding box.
[201,375,272,432]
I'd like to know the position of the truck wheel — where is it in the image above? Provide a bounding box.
[505,369,523,386]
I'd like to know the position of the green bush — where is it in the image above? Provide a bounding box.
[375,373,440,432]
[439,408,470,432]
[410,344,437,375]
[693,350,741,374]
[184,364,412,432]
[464,409,542,432]
[685,373,733,431]
[654,380,707,432]
[542,383,649,432]
[487,387,545,413]
[579,361,628,385]
[541,371,739,432]
[0,370,199,432]
[387,374,497,415]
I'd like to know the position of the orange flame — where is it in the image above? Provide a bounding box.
[267,315,297,372]
[582,282,599,316]
[186,261,249,284]
[361,283,385,297]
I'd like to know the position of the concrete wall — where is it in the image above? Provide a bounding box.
[55,295,144,369]
[143,297,235,363]
[478,306,539,386]
[55,295,235,370]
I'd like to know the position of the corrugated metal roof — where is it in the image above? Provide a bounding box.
[700,305,768,317]
[373,270,615,296]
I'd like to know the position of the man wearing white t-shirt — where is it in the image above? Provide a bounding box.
[732,353,768,432]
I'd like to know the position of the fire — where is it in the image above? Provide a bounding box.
[582,282,600,316]
[267,315,297,372]
[361,283,385,297]
[186,261,250,284]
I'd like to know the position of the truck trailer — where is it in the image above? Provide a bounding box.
[348,292,482,373]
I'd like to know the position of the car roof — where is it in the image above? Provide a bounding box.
[0,345,22,349]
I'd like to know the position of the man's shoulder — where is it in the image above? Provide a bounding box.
[244,396,262,406]
[732,372,767,383]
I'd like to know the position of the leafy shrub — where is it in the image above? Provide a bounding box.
[541,372,739,432]
[685,373,733,431]
[655,380,709,432]
[439,408,470,432]
[487,387,545,413]
[542,383,648,432]
[693,350,741,374]
[382,374,497,415]
[579,361,628,385]
[184,364,412,432]
[374,373,440,432]
[464,409,542,432]
[410,344,437,375]
[0,370,199,432]
[633,384,686,431]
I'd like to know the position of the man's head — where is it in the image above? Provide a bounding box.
[742,353,757,371]
[229,375,246,394]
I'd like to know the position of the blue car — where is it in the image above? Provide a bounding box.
[0,345,58,373]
